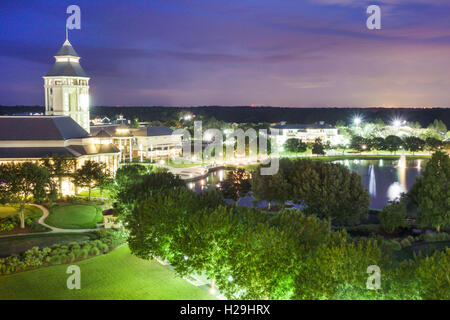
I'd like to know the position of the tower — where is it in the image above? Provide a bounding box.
[44,39,90,133]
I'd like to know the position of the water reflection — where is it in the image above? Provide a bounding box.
[387,182,406,202]
[368,165,376,197]
[191,159,427,210]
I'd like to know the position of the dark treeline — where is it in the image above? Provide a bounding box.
[1,106,449,127]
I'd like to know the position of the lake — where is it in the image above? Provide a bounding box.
[188,157,427,210]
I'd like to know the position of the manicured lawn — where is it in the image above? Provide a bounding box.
[0,246,215,300]
[0,233,95,257]
[77,189,112,199]
[0,205,42,219]
[45,204,103,229]
[167,160,203,168]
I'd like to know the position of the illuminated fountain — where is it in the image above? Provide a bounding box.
[368,165,376,197]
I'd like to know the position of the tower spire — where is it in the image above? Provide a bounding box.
[65,26,68,42]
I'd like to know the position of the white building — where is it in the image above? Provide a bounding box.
[0,38,120,195]
[271,122,343,146]
[90,124,183,162]
[43,39,90,133]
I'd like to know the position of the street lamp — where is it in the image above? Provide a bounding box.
[392,119,401,127]
[353,117,362,126]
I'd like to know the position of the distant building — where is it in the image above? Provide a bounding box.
[90,124,183,162]
[133,126,183,161]
[271,122,343,146]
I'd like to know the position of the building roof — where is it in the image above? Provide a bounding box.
[0,144,119,159]
[46,61,87,77]
[94,129,112,138]
[146,126,174,136]
[56,39,80,57]
[45,40,88,77]
[271,123,336,130]
[90,125,119,136]
[0,116,89,141]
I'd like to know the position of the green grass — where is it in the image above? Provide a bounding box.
[167,160,203,168]
[77,189,112,199]
[45,204,103,229]
[0,205,42,219]
[0,246,215,300]
[0,233,95,257]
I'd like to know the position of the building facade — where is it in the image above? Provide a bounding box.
[90,124,183,162]
[272,122,343,146]
[0,116,120,194]
[43,39,90,133]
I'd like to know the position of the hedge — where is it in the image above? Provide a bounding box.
[0,229,128,275]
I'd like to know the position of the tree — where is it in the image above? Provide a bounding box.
[72,160,109,201]
[219,168,251,201]
[373,117,385,127]
[402,136,425,154]
[351,136,369,152]
[369,137,386,152]
[289,160,369,226]
[0,162,50,228]
[427,119,447,135]
[252,159,370,225]
[311,138,325,156]
[284,139,307,154]
[378,201,407,233]
[413,151,450,232]
[385,135,403,154]
[114,164,148,193]
[251,169,290,210]
[117,171,185,215]
[335,120,346,127]
[425,137,443,151]
[41,154,76,197]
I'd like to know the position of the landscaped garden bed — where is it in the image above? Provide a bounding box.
[0,205,49,235]
[0,229,127,275]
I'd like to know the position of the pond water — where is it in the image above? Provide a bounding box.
[188,157,427,210]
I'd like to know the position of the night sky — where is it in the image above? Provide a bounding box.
[0,0,449,107]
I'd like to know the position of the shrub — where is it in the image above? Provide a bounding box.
[48,255,63,265]
[0,230,126,275]
[400,238,411,248]
[347,224,379,233]
[421,232,450,242]
[62,253,75,263]
[72,249,84,260]
[68,242,81,250]
[384,240,402,251]
[379,201,407,233]
[89,247,100,256]
[0,222,15,232]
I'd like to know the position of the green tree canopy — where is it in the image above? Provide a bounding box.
[72,160,109,200]
[385,135,403,153]
[219,168,251,201]
[378,201,407,233]
[41,154,76,197]
[284,138,307,154]
[0,162,50,228]
[311,138,326,156]
[412,151,450,232]
[402,136,425,154]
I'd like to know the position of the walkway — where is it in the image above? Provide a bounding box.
[0,204,100,239]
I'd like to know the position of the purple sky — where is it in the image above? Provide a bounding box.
[0,0,449,107]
